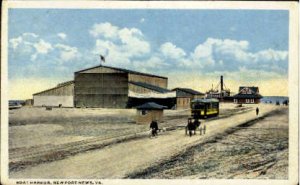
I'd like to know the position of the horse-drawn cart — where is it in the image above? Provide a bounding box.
[185,117,206,136]
[185,98,219,136]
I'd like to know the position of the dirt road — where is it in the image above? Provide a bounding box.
[128,107,288,179]
[10,104,279,178]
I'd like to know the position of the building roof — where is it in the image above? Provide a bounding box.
[172,88,205,95]
[232,94,263,99]
[233,86,262,99]
[33,80,74,96]
[136,102,167,110]
[57,80,74,87]
[75,65,167,79]
[191,98,219,103]
[129,81,171,93]
[238,86,259,93]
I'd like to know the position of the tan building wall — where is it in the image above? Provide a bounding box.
[34,96,74,107]
[33,83,74,107]
[176,97,191,109]
[234,98,260,104]
[129,73,167,88]
[136,110,163,124]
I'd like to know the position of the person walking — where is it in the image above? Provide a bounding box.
[256,107,259,116]
[150,120,159,137]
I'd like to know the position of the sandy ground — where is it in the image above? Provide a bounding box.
[128,107,288,179]
[9,104,248,173]
[9,103,244,149]
[9,104,283,178]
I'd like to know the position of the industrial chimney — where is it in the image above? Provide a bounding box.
[220,76,224,91]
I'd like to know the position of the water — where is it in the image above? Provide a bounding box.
[9,100,25,106]
[261,96,289,104]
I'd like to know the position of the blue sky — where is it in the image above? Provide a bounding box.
[8,9,289,98]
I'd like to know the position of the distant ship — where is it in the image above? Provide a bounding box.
[206,76,233,102]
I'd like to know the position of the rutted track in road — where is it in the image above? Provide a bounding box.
[10,105,280,178]
[9,107,252,172]
[9,129,148,172]
[126,108,287,179]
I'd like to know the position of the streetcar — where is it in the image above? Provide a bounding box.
[190,98,219,119]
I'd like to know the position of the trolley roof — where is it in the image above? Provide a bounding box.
[191,98,219,103]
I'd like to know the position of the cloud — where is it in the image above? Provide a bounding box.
[23,32,39,38]
[57,33,67,40]
[9,36,23,49]
[8,27,288,97]
[192,38,251,63]
[30,54,38,61]
[55,44,79,61]
[90,22,150,67]
[29,39,53,61]
[118,28,150,57]
[140,18,145,23]
[33,39,53,54]
[9,32,80,65]
[186,37,288,72]
[254,49,288,62]
[160,42,186,59]
[132,56,168,72]
[89,23,288,75]
[89,22,119,39]
[9,32,40,51]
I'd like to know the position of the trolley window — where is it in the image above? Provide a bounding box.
[192,103,205,109]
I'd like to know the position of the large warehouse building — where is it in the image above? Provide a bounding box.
[33,65,176,108]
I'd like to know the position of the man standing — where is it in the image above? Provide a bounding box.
[150,120,159,137]
[256,107,259,116]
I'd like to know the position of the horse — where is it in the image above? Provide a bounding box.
[185,118,201,137]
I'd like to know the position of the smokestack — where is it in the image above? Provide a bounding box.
[220,76,224,91]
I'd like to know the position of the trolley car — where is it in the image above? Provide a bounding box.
[190,98,219,119]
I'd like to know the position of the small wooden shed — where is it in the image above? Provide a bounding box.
[135,102,167,124]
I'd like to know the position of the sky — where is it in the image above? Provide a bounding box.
[8,9,289,99]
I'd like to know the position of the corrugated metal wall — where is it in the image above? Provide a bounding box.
[74,73,129,108]
[34,96,74,107]
[129,83,162,94]
[35,83,74,96]
[33,83,74,107]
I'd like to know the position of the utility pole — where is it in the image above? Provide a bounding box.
[220,76,224,99]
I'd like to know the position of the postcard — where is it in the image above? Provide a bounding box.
[1,1,298,185]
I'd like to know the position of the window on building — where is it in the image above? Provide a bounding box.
[234,99,237,103]
[246,99,250,103]
[251,99,254,103]
[141,110,147,115]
